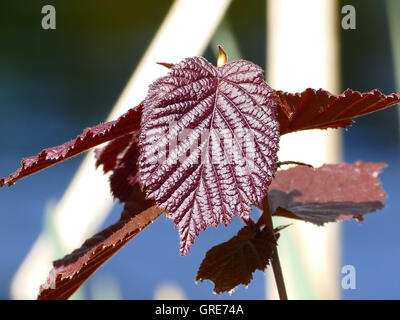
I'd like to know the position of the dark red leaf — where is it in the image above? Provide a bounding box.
[38,185,160,300]
[109,135,140,202]
[275,88,400,135]
[196,226,276,294]
[95,131,140,202]
[1,103,143,187]
[95,133,136,173]
[139,57,280,255]
[268,161,387,225]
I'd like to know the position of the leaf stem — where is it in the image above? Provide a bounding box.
[276,160,313,169]
[262,196,288,300]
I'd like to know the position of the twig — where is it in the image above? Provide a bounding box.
[277,160,313,169]
[262,196,288,300]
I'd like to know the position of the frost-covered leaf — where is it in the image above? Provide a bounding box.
[38,185,161,300]
[139,57,280,255]
[275,88,400,135]
[269,161,387,225]
[1,104,143,186]
[196,226,276,294]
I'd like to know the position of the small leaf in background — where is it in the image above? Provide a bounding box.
[139,56,280,255]
[109,136,140,202]
[196,226,277,294]
[1,103,143,187]
[269,161,387,225]
[95,133,136,174]
[38,185,160,300]
[275,88,400,135]
[96,132,140,202]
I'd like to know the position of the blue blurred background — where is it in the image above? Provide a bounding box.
[0,0,399,299]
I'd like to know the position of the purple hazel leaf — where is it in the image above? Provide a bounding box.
[109,134,140,202]
[1,103,143,187]
[275,88,400,135]
[268,161,387,225]
[139,56,280,255]
[196,225,276,294]
[38,185,161,300]
[95,133,136,174]
[95,133,141,202]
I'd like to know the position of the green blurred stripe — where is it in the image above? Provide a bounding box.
[386,0,400,135]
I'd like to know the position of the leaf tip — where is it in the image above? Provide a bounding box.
[217,45,227,68]
[0,178,12,188]
[156,62,175,69]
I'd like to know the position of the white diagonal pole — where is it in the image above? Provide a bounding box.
[10,0,232,299]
